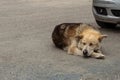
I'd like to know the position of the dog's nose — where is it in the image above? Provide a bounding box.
[83,50,88,57]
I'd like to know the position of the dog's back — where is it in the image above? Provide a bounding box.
[52,23,81,49]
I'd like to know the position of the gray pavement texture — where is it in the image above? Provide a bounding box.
[0,0,120,80]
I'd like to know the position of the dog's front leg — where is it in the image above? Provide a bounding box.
[67,39,83,56]
[91,51,105,59]
[68,46,83,56]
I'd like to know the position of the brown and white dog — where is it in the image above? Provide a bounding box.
[52,23,107,59]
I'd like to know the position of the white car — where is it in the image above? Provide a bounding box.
[92,0,120,28]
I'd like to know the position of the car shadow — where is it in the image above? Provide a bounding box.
[99,25,120,33]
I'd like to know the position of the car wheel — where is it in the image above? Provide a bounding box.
[96,20,116,28]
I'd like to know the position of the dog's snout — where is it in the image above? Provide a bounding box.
[83,50,89,57]
[83,50,88,55]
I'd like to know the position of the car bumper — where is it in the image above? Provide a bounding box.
[93,0,120,24]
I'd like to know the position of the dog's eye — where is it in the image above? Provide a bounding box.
[89,43,93,46]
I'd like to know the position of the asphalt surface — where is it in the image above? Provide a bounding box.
[0,0,120,80]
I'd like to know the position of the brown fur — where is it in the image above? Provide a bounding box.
[52,23,107,59]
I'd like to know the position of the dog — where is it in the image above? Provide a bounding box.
[52,23,107,59]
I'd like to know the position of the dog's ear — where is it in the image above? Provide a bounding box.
[75,35,83,42]
[99,35,108,42]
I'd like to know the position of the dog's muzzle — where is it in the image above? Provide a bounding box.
[83,50,89,58]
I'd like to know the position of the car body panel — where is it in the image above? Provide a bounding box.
[93,0,120,24]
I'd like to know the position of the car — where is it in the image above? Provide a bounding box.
[92,0,120,28]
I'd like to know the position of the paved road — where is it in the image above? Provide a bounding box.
[0,0,120,80]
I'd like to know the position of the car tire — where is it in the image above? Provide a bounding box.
[96,20,116,28]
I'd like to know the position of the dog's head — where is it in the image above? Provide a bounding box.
[77,31,107,57]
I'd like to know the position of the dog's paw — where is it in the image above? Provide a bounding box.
[91,52,105,59]
[95,54,105,59]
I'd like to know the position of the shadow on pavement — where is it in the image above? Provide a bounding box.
[99,25,120,33]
